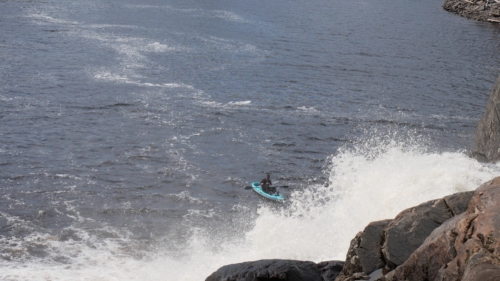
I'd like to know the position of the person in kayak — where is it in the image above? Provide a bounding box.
[260,174,276,195]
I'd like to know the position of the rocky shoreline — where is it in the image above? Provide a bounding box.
[443,0,500,22]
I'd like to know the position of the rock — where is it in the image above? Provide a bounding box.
[491,8,500,17]
[474,75,500,162]
[317,261,345,281]
[357,220,392,275]
[443,0,496,21]
[461,247,500,281]
[335,220,392,280]
[382,198,454,268]
[205,259,344,281]
[385,177,500,280]
[335,232,363,281]
[443,191,474,215]
[336,191,474,281]
[387,213,471,280]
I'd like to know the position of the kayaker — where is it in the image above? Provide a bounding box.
[260,174,276,195]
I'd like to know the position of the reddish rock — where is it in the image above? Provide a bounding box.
[386,177,500,281]
[336,191,473,281]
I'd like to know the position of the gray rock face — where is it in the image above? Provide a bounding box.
[357,220,392,275]
[317,261,345,281]
[382,198,454,267]
[205,259,344,281]
[443,191,474,216]
[335,219,392,281]
[474,75,500,162]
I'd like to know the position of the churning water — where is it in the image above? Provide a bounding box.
[2,0,500,280]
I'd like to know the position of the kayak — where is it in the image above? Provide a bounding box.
[251,182,285,202]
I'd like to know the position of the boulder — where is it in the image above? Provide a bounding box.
[386,213,472,280]
[317,261,345,281]
[382,198,454,268]
[443,191,474,216]
[205,259,344,281]
[335,219,392,280]
[335,191,473,281]
[357,220,392,274]
[474,75,500,162]
[386,177,500,280]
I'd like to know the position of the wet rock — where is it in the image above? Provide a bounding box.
[382,198,453,268]
[474,75,500,162]
[317,261,345,281]
[357,220,392,275]
[337,220,392,281]
[205,259,344,281]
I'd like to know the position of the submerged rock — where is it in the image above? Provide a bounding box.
[205,259,344,281]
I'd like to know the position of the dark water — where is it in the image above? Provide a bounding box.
[1,0,500,279]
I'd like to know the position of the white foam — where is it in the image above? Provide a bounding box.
[298,106,318,112]
[125,5,252,24]
[145,42,177,53]
[167,191,203,205]
[88,24,142,30]
[80,30,193,88]
[26,13,79,25]
[209,10,252,24]
[227,100,251,106]
[93,70,196,89]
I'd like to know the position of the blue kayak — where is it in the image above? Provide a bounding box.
[251,182,285,202]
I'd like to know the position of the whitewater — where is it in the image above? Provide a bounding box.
[2,138,499,280]
[2,0,500,280]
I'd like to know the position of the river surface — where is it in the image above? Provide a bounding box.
[2,0,500,280]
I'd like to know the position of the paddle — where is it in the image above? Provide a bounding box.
[244,185,289,190]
